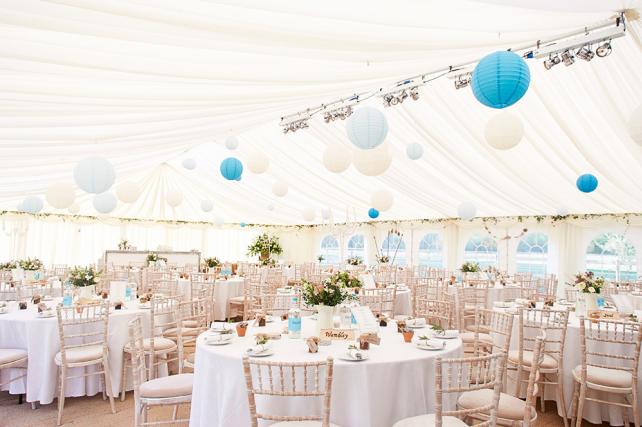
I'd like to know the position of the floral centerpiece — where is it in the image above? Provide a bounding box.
[203,257,221,269]
[333,271,362,289]
[69,266,101,299]
[247,233,283,266]
[302,275,355,333]
[574,271,605,315]
[20,258,43,271]
[376,255,390,264]
[0,261,16,271]
[118,239,132,250]
[146,252,167,266]
[461,262,480,273]
[346,256,362,266]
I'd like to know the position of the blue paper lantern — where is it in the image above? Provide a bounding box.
[240,222,246,228]
[220,157,243,181]
[472,51,530,109]
[576,174,598,193]
[368,208,379,219]
[21,196,43,214]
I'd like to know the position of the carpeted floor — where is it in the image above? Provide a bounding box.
[2,390,616,427]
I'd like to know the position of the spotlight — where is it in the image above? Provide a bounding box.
[382,94,395,107]
[282,119,309,134]
[596,41,612,57]
[381,88,415,107]
[543,54,561,70]
[576,46,595,61]
[322,106,353,123]
[454,73,471,90]
[560,50,575,66]
[409,87,420,100]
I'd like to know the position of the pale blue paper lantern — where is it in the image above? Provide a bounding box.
[576,174,598,193]
[472,51,530,109]
[406,143,424,160]
[368,208,379,219]
[74,157,115,194]
[201,200,214,212]
[21,196,43,214]
[93,192,117,213]
[240,222,246,228]
[220,157,243,181]
[346,107,388,150]
[182,158,196,170]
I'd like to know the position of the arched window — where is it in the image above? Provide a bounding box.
[380,234,406,266]
[586,233,637,281]
[346,234,365,262]
[516,233,548,278]
[418,233,443,267]
[463,234,498,268]
[319,235,340,265]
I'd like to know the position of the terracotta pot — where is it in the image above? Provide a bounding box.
[402,330,414,343]
[236,324,248,337]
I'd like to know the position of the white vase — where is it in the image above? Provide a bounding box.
[316,305,335,335]
[25,270,37,281]
[77,285,96,299]
[576,293,598,317]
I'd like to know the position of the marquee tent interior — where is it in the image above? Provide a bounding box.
[2,1,642,427]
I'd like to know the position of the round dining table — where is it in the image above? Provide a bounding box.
[0,297,157,404]
[189,317,463,427]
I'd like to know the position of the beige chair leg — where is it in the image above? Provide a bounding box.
[557,374,569,427]
[172,404,178,420]
[575,384,587,427]
[539,378,546,412]
[632,388,640,427]
[134,400,140,427]
[569,380,579,427]
[56,368,66,426]
[623,403,630,427]
[120,354,128,401]
[103,359,116,414]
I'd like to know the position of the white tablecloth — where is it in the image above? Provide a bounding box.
[395,288,412,316]
[190,318,463,427]
[0,298,155,404]
[177,277,245,320]
[496,304,642,426]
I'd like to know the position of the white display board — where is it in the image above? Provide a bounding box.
[104,250,201,267]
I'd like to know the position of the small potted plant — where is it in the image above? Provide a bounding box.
[118,239,132,251]
[402,328,414,343]
[430,324,445,337]
[236,321,248,337]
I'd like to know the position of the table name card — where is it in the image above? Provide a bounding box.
[351,305,379,333]
[320,328,355,341]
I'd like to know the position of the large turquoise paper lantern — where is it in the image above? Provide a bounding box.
[472,51,530,109]
[576,174,598,193]
[220,157,243,181]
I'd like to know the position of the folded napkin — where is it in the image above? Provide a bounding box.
[347,348,363,360]
[247,342,272,355]
[207,334,232,343]
[407,318,426,327]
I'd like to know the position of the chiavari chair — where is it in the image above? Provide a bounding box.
[242,356,335,427]
[507,307,569,426]
[461,308,513,362]
[457,286,490,332]
[393,351,505,427]
[0,280,17,301]
[458,334,545,427]
[127,316,193,427]
[358,286,397,318]
[55,301,115,425]
[532,275,557,302]
[169,298,209,371]
[0,347,29,405]
[228,274,262,321]
[415,298,455,329]
[570,317,642,427]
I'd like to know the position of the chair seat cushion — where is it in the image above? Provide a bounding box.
[508,350,558,369]
[460,332,493,344]
[392,413,467,427]
[182,320,199,328]
[124,337,176,352]
[228,296,246,303]
[139,373,194,398]
[54,345,103,365]
[0,349,27,366]
[465,324,490,334]
[458,389,534,421]
[163,327,200,337]
[271,422,340,427]
[572,365,633,388]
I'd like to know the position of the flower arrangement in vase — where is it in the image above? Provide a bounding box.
[460,262,480,273]
[118,239,132,250]
[0,261,16,271]
[146,252,167,267]
[574,271,605,315]
[376,255,390,264]
[247,233,283,266]
[203,257,221,269]
[302,275,355,334]
[346,256,363,266]
[332,271,362,289]
[69,266,101,299]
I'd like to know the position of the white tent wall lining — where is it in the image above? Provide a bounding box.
[2,213,641,284]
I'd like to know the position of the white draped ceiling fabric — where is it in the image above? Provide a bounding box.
[0,0,642,226]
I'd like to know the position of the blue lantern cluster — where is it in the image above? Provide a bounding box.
[472,51,530,109]
[576,174,598,193]
[220,157,243,181]
[368,208,379,219]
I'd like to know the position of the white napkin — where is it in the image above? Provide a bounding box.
[206,333,232,343]
[347,348,363,360]
[408,318,426,327]
[247,342,272,354]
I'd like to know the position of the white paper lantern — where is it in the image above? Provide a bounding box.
[272,180,288,197]
[246,151,270,174]
[267,204,275,211]
[93,192,117,214]
[457,201,477,221]
[371,189,394,212]
[352,142,392,176]
[21,196,43,214]
[321,208,331,221]
[322,144,351,173]
[628,105,642,146]
[214,216,224,226]
[201,200,214,212]
[116,181,141,203]
[68,203,80,214]
[406,143,424,160]
[484,112,524,150]
[182,158,196,170]
[45,183,75,209]
[166,190,183,207]
[74,157,115,194]
[225,136,239,150]
[556,207,569,216]
[302,208,316,222]
[346,107,388,150]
